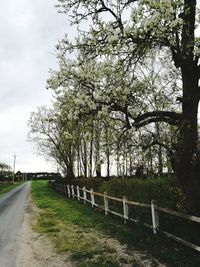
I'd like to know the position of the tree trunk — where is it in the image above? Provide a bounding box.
[155,122,163,176]
[105,128,110,178]
[106,148,110,178]
[83,139,88,178]
[67,165,75,178]
[117,145,120,177]
[77,143,80,177]
[149,146,153,175]
[169,0,200,215]
[129,148,133,177]
[95,127,101,177]
[89,128,93,178]
[176,63,200,215]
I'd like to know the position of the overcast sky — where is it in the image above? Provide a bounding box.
[0,0,75,172]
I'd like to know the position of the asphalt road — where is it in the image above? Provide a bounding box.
[0,182,31,267]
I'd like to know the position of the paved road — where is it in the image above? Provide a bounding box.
[0,182,31,267]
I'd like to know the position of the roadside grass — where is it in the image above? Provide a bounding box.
[0,181,23,196]
[31,181,200,267]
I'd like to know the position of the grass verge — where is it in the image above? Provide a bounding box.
[0,182,23,196]
[31,181,200,267]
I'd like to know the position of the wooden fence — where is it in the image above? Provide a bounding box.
[49,181,200,253]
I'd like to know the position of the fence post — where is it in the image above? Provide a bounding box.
[123,196,129,222]
[151,200,159,234]
[67,185,71,198]
[83,186,87,204]
[71,185,75,199]
[90,188,95,208]
[77,186,80,201]
[104,192,109,215]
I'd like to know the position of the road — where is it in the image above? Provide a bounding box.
[0,182,31,267]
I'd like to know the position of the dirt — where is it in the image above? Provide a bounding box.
[15,196,75,267]
[81,229,167,267]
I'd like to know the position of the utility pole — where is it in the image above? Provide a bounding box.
[12,154,16,184]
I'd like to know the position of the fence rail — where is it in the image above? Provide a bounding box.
[49,181,200,253]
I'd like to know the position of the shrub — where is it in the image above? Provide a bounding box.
[99,176,186,211]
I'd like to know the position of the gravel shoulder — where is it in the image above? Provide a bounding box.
[16,195,75,267]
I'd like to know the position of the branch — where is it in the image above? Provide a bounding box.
[134,111,182,128]
[123,0,139,9]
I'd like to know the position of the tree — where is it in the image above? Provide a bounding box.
[0,162,12,181]
[55,0,200,214]
[28,106,77,178]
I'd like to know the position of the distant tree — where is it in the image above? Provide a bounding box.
[0,162,12,181]
[28,106,77,178]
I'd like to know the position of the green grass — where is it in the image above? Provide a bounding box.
[0,181,23,196]
[31,181,200,267]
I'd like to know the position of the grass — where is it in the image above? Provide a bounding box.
[0,181,23,196]
[31,181,200,267]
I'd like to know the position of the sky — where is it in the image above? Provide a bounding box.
[0,0,75,173]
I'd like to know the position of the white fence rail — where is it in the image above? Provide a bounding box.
[49,181,200,253]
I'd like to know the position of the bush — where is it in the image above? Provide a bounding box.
[99,176,186,212]
[52,176,186,211]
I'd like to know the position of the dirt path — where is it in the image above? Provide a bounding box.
[16,196,75,267]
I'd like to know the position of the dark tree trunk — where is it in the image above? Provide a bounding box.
[129,149,133,177]
[95,129,101,177]
[95,145,102,177]
[66,165,75,178]
[96,168,101,177]
[65,156,75,179]
[77,144,80,177]
[89,128,94,178]
[149,146,153,174]
[105,136,110,178]
[175,63,200,215]
[106,148,110,178]
[158,146,163,176]
[83,140,88,178]
[155,122,163,176]
[171,0,200,215]
[117,145,120,177]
